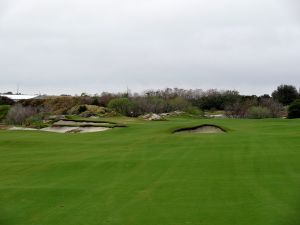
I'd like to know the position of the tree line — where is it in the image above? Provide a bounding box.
[0,84,300,126]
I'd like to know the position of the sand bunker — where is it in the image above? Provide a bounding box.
[9,126,111,133]
[9,127,38,131]
[174,125,226,134]
[42,126,111,133]
[53,120,111,127]
[73,127,110,133]
[41,126,79,133]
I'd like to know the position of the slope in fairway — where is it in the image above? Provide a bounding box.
[1,118,300,225]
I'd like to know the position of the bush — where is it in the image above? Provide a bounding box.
[108,98,136,116]
[184,106,204,116]
[192,90,240,110]
[78,105,87,113]
[20,99,45,107]
[6,104,38,125]
[0,105,11,121]
[247,106,272,119]
[24,114,48,129]
[168,97,191,111]
[288,99,300,119]
[259,98,284,118]
[225,99,257,118]
[68,105,111,117]
[44,97,76,115]
[0,96,14,105]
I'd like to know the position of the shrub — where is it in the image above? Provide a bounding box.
[20,99,45,107]
[247,106,272,119]
[6,104,38,125]
[68,105,110,117]
[225,99,257,118]
[184,106,204,116]
[0,96,14,105]
[44,97,76,115]
[259,98,284,118]
[80,105,106,117]
[24,114,48,129]
[288,99,300,119]
[192,90,240,110]
[0,105,11,121]
[108,98,136,116]
[78,105,87,114]
[168,97,191,111]
[142,97,167,114]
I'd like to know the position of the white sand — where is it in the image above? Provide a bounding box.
[41,126,111,133]
[53,120,110,126]
[9,127,38,131]
[76,127,111,133]
[41,126,79,133]
[191,126,224,133]
[177,126,225,134]
[9,125,111,133]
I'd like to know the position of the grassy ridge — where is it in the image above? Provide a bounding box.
[0,118,300,225]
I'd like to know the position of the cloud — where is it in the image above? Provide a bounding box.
[0,0,299,95]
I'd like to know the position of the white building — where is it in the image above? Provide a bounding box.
[0,94,38,101]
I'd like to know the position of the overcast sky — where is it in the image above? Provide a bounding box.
[0,0,300,95]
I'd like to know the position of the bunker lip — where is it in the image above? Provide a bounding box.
[51,120,127,128]
[173,124,227,134]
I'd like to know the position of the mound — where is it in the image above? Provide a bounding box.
[174,124,226,134]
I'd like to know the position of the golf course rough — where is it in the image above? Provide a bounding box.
[0,118,300,225]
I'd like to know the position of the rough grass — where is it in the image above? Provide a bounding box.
[0,118,300,225]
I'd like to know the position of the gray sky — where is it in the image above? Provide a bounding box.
[0,0,300,95]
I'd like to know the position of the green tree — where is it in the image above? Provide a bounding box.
[272,85,299,105]
[288,99,300,119]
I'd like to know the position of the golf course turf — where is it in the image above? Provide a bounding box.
[0,118,300,225]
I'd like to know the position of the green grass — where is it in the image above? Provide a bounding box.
[0,118,300,225]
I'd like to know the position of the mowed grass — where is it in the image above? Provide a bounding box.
[0,118,300,225]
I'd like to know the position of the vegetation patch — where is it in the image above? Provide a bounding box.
[63,116,118,124]
[288,99,300,119]
[0,105,10,121]
[56,117,126,128]
[52,120,125,128]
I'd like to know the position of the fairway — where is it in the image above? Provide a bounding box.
[1,118,300,225]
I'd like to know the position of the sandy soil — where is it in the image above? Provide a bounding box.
[75,127,111,133]
[191,126,224,133]
[41,126,79,133]
[9,127,38,131]
[176,125,225,134]
[9,126,111,133]
[53,120,110,126]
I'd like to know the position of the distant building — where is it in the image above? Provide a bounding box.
[0,94,38,102]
